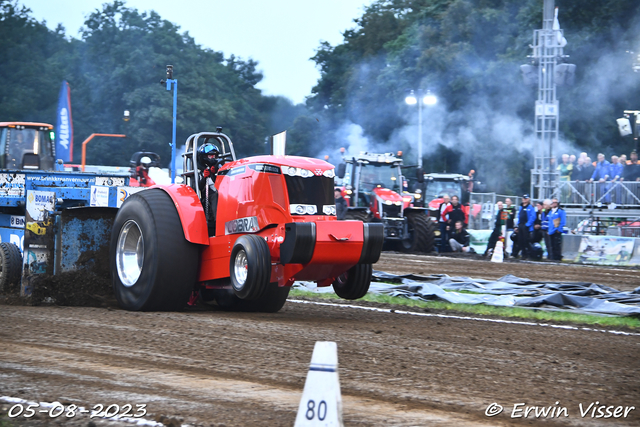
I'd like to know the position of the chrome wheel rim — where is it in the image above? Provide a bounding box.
[116,220,144,287]
[233,249,248,289]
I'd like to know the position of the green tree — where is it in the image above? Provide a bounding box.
[1,0,290,168]
[0,1,71,122]
[304,0,640,194]
[73,1,272,165]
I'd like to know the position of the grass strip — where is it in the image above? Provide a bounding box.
[289,288,640,329]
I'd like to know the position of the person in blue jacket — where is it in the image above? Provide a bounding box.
[515,194,536,259]
[589,153,611,203]
[608,155,624,203]
[547,198,567,261]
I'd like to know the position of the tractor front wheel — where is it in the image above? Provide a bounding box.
[230,235,270,300]
[207,283,289,313]
[332,263,372,300]
[111,189,199,311]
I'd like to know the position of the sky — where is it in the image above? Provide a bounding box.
[22,0,373,105]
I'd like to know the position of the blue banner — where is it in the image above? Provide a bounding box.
[55,81,73,162]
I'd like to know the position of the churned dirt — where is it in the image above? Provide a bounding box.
[1,253,639,426]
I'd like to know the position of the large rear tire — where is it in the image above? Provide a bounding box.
[230,235,270,300]
[423,218,437,253]
[111,189,199,311]
[0,242,22,292]
[398,212,435,253]
[333,263,372,300]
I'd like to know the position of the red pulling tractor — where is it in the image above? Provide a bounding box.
[336,152,435,252]
[110,132,384,312]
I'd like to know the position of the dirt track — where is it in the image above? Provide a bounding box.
[1,253,640,426]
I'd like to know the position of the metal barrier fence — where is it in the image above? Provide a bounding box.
[468,193,520,230]
[553,181,640,207]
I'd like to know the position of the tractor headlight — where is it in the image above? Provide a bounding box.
[282,166,315,178]
[323,205,336,215]
[385,200,392,205]
[415,193,421,199]
[323,169,335,178]
[290,204,317,215]
[395,201,403,206]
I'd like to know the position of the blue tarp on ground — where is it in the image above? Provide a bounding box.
[297,272,640,316]
[370,272,640,316]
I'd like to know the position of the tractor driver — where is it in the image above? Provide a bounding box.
[135,156,155,187]
[197,143,221,235]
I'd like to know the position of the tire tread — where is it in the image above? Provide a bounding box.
[111,189,199,311]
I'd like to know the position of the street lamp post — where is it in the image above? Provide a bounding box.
[405,90,437,169]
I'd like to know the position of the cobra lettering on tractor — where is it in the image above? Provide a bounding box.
[225,216,259,235]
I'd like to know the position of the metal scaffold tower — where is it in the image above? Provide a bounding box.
[524,0,573,200]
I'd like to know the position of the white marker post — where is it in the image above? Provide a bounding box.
[491,240,504,263]
[294,341,343,427]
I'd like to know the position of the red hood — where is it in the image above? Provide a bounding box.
[372,187,403,202]
[429,197,445,209]
[220,155,334,173]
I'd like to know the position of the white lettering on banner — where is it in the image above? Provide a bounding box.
[0,173,26,185]
[59,107,70,150]
[96,177,125,187]
[10,216,25,228]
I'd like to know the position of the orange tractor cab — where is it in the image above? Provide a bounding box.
[0,122,55,170]
[335,152,435,252]
[128,151,161,187]
[110,131,384,312]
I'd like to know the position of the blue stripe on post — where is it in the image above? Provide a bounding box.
[309,367,336,373]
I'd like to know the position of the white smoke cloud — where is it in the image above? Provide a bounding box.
[310,5,640,194]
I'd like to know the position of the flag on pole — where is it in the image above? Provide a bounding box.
[55,80,73,162]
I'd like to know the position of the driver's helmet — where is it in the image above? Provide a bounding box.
[140,156,152,167]
[197,143,220,169]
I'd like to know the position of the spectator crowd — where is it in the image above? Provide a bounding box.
[554,150,640,205]
[438,193,567,262]
[482,195,566,262]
